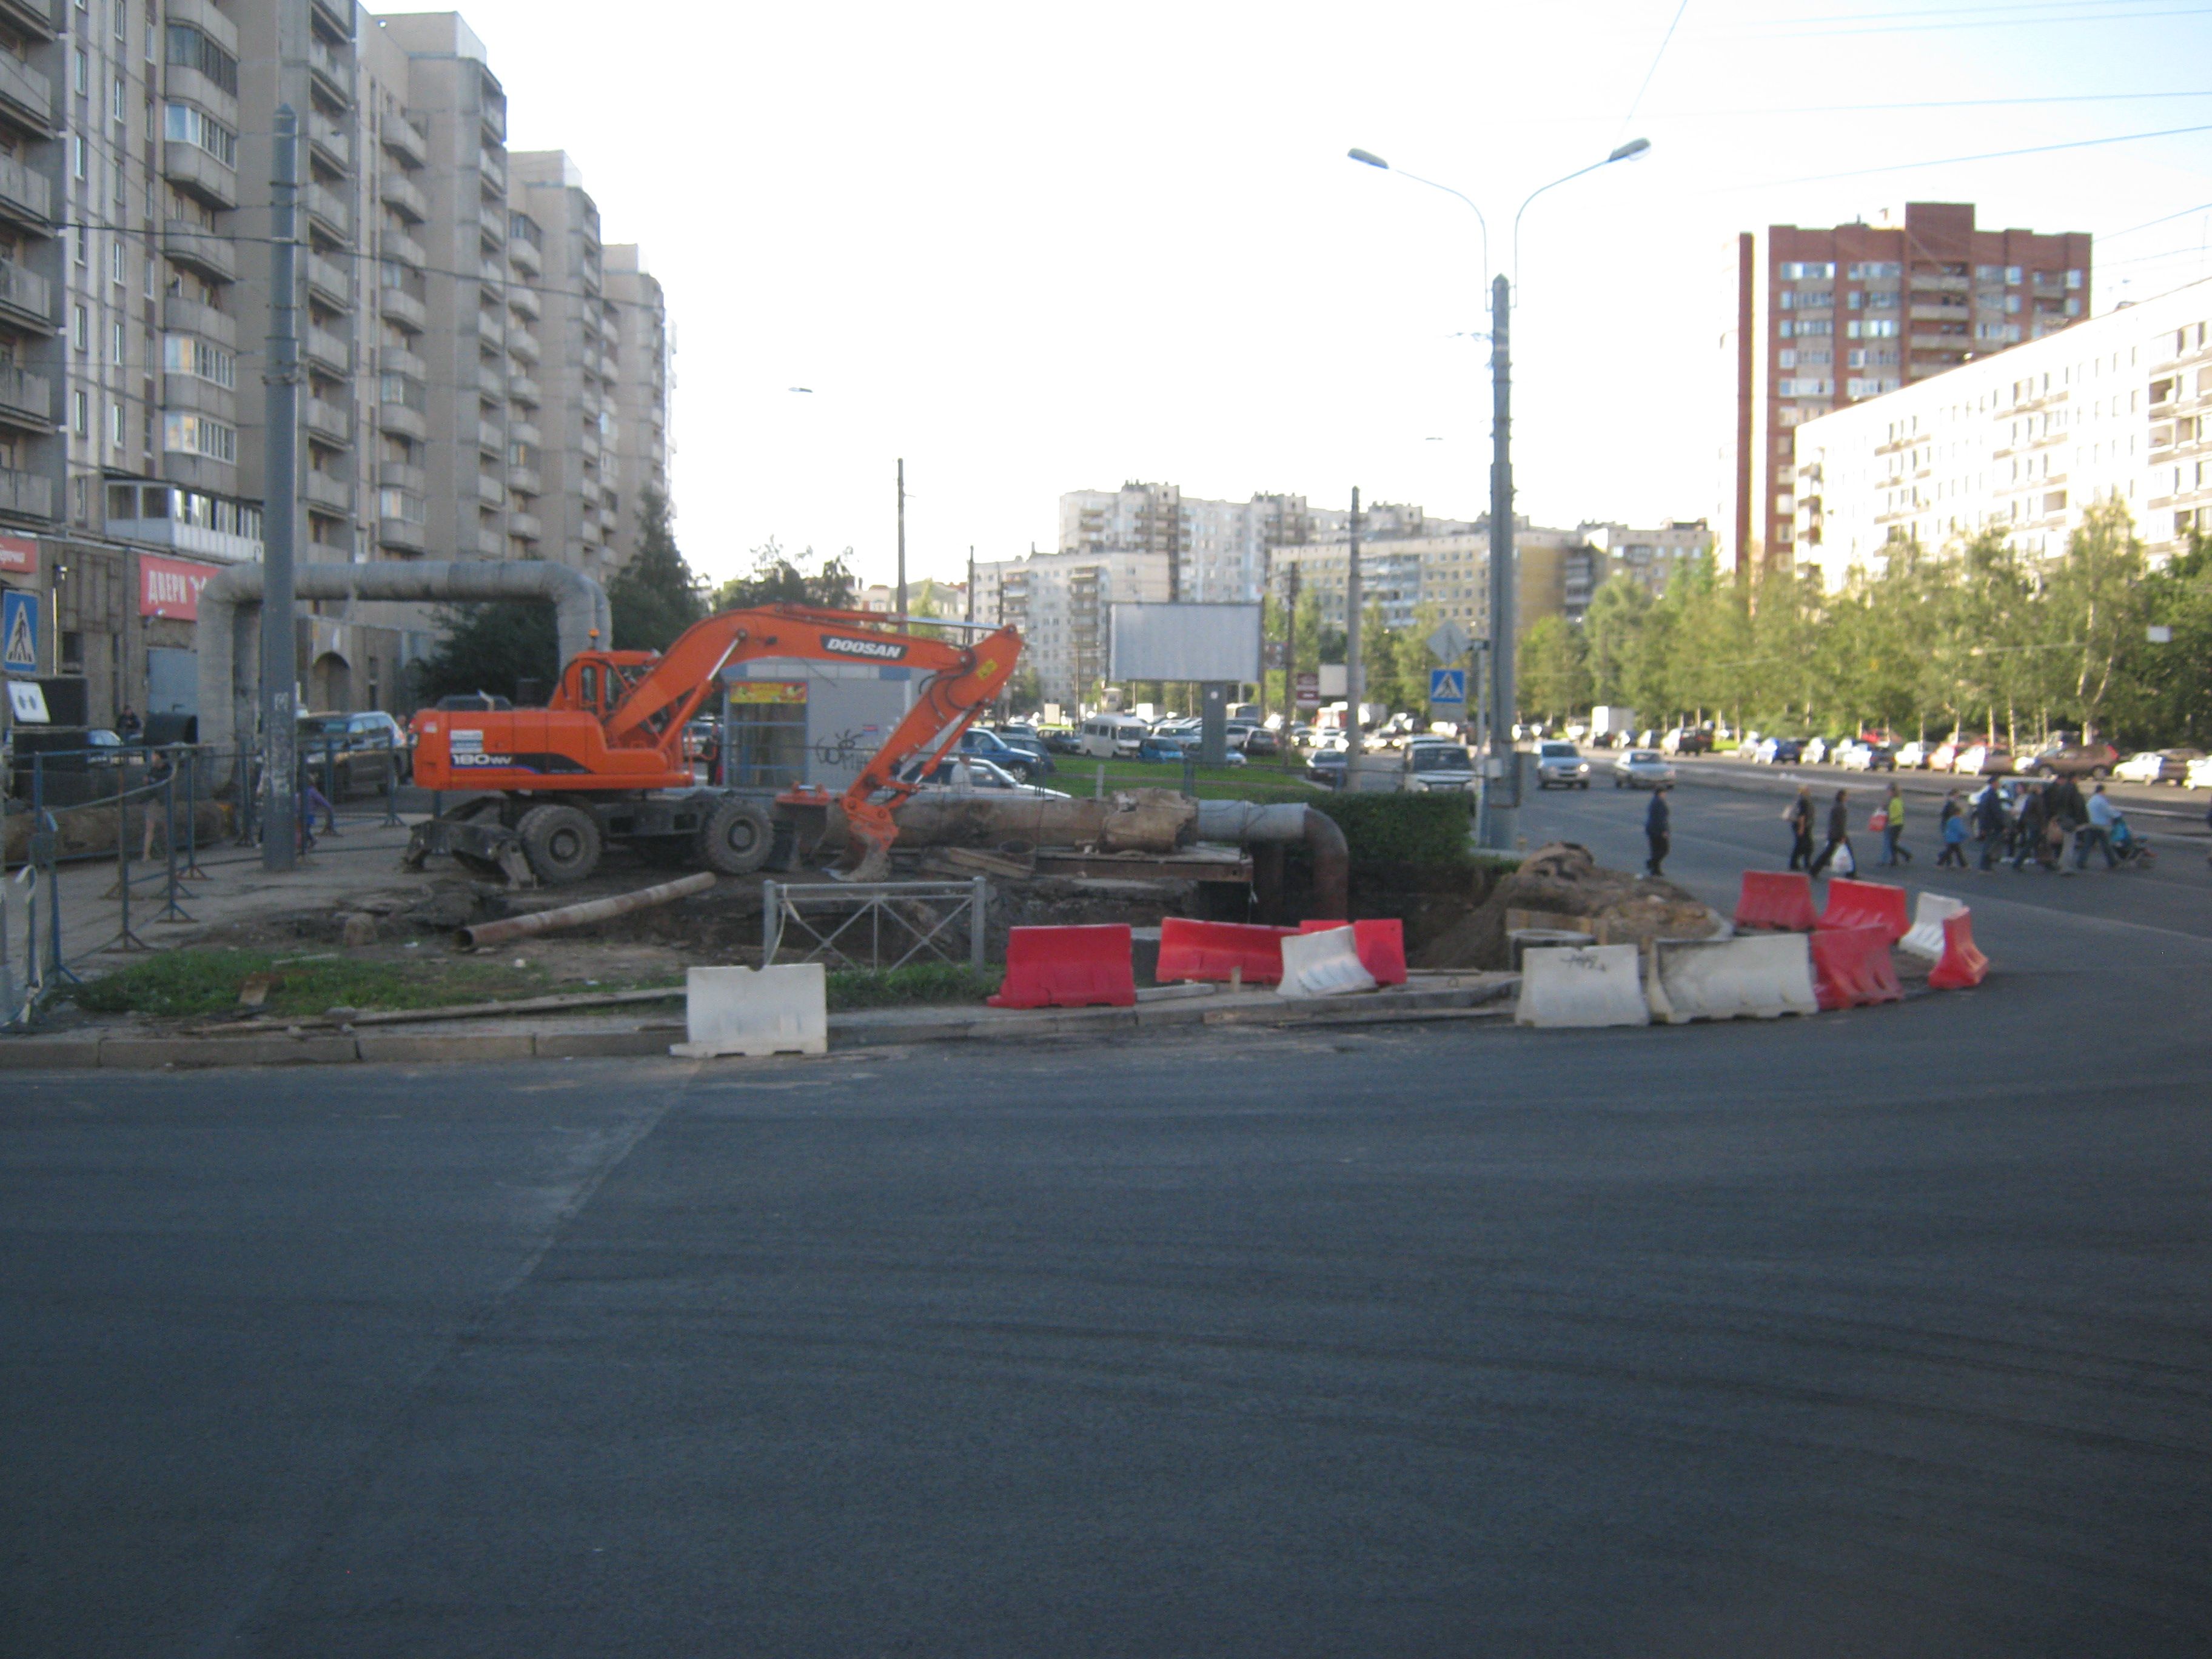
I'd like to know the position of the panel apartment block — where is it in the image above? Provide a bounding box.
[1720,202,2089,577]
[602,241,666,562]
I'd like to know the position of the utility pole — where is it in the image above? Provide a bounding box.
[1485,273,1517,851]
[260,105,301,871]
[1344,486,1362,763]
[1280,561,1300,772]
[965,545,974,623]
[895,458,907,623]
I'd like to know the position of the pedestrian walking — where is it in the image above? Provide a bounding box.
[1880,783,1913,865]
[1644,783,1671,877]
[1785,786,1815,870]
[1937,790,1969,868]
[1973,780,2008,871]
[2010,785,2050,872]
[2075,783,2120,870]
[1808,789,1854,877]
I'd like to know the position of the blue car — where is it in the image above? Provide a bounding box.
[1137,736,1190,763]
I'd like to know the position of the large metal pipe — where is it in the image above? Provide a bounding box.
[455,870,715,950]
[196,560,612,780]
[1193,800,1351,918]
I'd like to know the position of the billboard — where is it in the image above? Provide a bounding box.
[1107,603,1262,682]
[0,534,35,575]
[139,553,220,620]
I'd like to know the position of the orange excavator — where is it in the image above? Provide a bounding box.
[405,603,1022,885]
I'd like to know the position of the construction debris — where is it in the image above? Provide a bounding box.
[1412,842,1726,972]
[454,871,717,950]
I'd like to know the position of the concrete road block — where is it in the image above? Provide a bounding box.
[671,964,828,1058]
[1276,926,1378,1000]
[1899,891,1966,959]
[1650,934,1818,1024]
[1515,944,1650,1028]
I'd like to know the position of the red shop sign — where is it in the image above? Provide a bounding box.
[0,534,35,575]
[139,553,221,620]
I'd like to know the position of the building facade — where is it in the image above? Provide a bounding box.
[0,1,671,736]
[970,546,1170,707]
[1794,275,2212,588]
[1720,202,2089,579]
[1057,481,1311,604]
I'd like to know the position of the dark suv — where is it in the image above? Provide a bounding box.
[2015,739,2119,780]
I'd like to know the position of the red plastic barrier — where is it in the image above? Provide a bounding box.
[1809,923,1904,1011]
[987,924,1136,1008]
[1925,909,1989,990]
[1735,870,1819,932]
[1817,877,1910,943]
[1297,918,1408,987]
[1156,918,1297,985]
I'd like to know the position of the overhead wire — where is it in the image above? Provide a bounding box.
[1614,0,1694,147]
[1706,122,2212,191]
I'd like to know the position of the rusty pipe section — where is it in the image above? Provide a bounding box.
[1192,800,1350,918]
[456,870,715,950]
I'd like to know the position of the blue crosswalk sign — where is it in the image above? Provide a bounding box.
[1429,667,1466,706]
[2,588,38,676]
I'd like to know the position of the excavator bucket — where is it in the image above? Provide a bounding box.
[835,840,894,884]
[831,800,899,884]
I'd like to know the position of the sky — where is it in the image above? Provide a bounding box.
[417,0,2212,590]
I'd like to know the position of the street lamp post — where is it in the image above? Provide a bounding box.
[1349,139,1648,850]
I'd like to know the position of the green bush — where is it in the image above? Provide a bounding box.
[1310,792,1475,868]
[825,962,1002,1010]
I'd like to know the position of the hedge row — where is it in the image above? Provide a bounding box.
[1310,791,1475,868]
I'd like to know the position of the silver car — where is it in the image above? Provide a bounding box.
[1610,749,1676,789]
[1535,740,1590,789]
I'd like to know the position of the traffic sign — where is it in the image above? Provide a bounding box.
[1294,670,1320,708]
[1429,667,1466,706]
[1427,619,1470,663]
[2,588,38,676]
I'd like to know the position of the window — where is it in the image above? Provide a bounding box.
[108,241,123,285]
[163,411,237,462]
[1866,290,1899,309]
[1780,260,1835,280]
[2006,266,2022,284]
[378,487,426,522]
[72,390,88,435]
[72,47,87,95]
[2067,269,2083,290]
[72,301,87,350]
[110,321,122,363]
[1778,349,1797,369]
[1862,319,1898,338]
[72,135,86,179]
[1796,320,1833,337]
[163,104,238,169]
[165,25,240,96]
[1847,261,1902,280]
[164,333,236,387]
[110,403,124,446]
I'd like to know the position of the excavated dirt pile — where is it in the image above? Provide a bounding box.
[1409,842,1724,971]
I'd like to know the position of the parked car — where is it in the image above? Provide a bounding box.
[1660,727,1711,756]
[1953,744,2013,776]
[1077,714,1150,757]
[1929,739,1965,772]
[1038,725,1082,754]
[1839,741,1897,773]
[299,709,414,792]
[2187,755,2212,790]
[1610,749,1675,789]
[951,726,1046,781]
[982,728,1057,776]
[2013,739,2118,780]
[1242,727,1281,758]
[2114,747,2204,785]
[1754,737,1805,765]
[896,757,1068,800]
[1534,740,1590,789]
[1895,740,1931,769]
[1305,748,1349,788]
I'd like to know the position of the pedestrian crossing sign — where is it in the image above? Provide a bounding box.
[2,588,38,676]
[1429,667,1466,706]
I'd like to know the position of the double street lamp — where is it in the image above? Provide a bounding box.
[1348,138,1649,850]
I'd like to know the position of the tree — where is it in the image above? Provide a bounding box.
[409,598,560,706]
[710,535,858,613]
[607,488,706,650]
[1518,615,1590,722]
[1582,574,1652,705]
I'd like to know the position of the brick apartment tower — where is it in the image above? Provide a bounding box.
[1721,202,2090,577]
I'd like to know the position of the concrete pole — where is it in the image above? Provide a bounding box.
[965,546,974,623]
[1344,486,1362,763]
[895,458,907,623]
[260,106,301,871]
[1281,561,1299,772]
[1485,273,1518,851]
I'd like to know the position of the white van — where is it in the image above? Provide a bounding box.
[1078,714,1149,757]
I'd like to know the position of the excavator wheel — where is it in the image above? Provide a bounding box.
[517,803,603,885]
[697,799,774,876]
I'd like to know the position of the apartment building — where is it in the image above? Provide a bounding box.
[1720,203,2090,579]
[1058,481,1312,603]
[0,2,671,730]
[1793,274,2212,589]
[970,546,1170,706]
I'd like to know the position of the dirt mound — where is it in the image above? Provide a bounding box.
[1409,841,1723,971]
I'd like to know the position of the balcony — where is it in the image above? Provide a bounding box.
[508,511,541,541]
[376,400,426,441]
[0,465,54,522]
[580,427,602,460]
[0,361,49,428]
[381,113,427,169]
[305,397,352,444]
[378,169,426,221]
[0,253,52,329]
[310,0,352,39]
[162,141,238,211]
[378,343,426,382]
[307,38,353,106]
[382,227,427,272]
[0,42,55,134]
[477,361,504,398]
[475,526,503,556]
[304,324,351,375]
[508,371,540,406]
[506,324,538,363]
[472,310,504,350]
[598,352,620,382]
[309,113,352,174]
[161,372,235,418]
[477,201,505,247]
[0,0,55,38]
[163,293,237,350]
[475,418,503,454]
[506,281,540,320]
[0,147,52,227]
[478,146,506,193]
[376,280,425,328]
[378,461,425,495]
[306,252,352,309]
[478,256,503,288]
[379,513,426,552]
[508,232,541,276]
[507,464,540,498]
[163,219,236,284]
[305,182,352,240]
[475,473,505,506]
[304,470,354,515]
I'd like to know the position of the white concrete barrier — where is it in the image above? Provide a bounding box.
[1276,926,1378,1000]
[1515,944,1650,1028]
[671,964,828,1058]
[1899,892,1966,960]
[1647,934,1818,1024]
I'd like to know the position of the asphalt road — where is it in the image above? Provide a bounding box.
[5,783,2211,1655]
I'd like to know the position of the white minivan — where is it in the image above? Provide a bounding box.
[1078,714,1150,757]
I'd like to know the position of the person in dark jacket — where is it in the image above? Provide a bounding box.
[1644,784,1671,877]
[2010,784,2049,871]
[1974,780,2008,870]
[1786,786,1815,870]
[1808,789,1852,876]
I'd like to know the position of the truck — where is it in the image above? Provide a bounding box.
[404,603,1022,886]
[1589,706,1638,746]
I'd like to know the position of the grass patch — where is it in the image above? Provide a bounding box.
[65,947,572,1019]
[825,962,1002,1010]
[1059,757,1327,802]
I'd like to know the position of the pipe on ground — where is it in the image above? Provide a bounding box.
[1193,800,1349,918]
[455,870,716,950]
[196,560,612,781]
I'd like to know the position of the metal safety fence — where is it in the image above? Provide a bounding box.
[760,878,988,973]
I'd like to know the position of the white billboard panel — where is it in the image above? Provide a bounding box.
[1107,603,1262,682]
